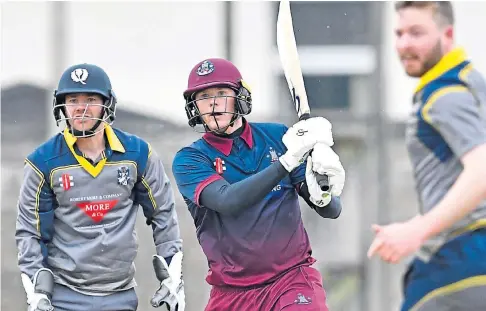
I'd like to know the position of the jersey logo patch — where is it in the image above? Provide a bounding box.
[214,158,226,175]
[76,199,119,222]
[294,293,312,305]
[266,147,281,163]
[117,166,130,185]
[59,174,74,191]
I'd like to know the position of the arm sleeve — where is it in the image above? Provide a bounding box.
[199,162,288,216]
[172,148,289,216]
[298,180,342,219]
[16,158,55,279]
[290,160,307,185]
[134,146,182,260]
[423,86,486,158]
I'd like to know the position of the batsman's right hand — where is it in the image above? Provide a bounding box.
[280,117,334,172]
[21,269,54,311]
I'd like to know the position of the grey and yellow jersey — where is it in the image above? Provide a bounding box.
[406,48,486,261]
[15,125,182,295]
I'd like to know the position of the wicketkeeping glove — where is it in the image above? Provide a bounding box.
[21,268,54,311]
[150,251,185,311]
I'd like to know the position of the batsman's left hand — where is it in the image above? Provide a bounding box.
[310,143,345,197]
[367,215,427,264]
[151,251,185,310]
[306,156,332,207]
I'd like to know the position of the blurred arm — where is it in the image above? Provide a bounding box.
[421,144,486,238]
[418,88,486,239]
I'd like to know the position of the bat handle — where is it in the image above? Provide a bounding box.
[298,113,331,192]
[298,113,311,121]
[316,174,330,192]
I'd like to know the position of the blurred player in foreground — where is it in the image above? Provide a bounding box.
[368,2,486,310]
[172,58,346,310]
[15,63,184,311]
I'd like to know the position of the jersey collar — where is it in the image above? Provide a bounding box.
[202,119,254,156]
[63,125,125,178]
[63,124,126,153]
[414,47,468,94]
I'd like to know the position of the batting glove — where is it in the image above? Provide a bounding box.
[310,143,345,197]
[280,117,334,172]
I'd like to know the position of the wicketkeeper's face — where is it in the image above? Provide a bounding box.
[195,87,237,133]
[394,6,453,78]
[64,93,105,133]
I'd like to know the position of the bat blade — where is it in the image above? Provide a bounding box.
[277,0,330,193]
[277,0,310,119]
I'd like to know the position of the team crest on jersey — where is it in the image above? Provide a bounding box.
[59,173,74,191]
[266,147,281,163]
[214,158,226,175]
[294,293,312,305]
[71,68,89,85]
[117,166,130,185]
[196,60,215,76]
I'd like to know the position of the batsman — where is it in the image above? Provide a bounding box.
[172,57,346,310]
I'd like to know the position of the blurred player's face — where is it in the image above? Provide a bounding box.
[195,87,237,133]
[64,93,105,133]
[395,6,453,77]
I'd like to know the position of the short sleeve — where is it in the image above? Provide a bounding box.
[172,147,223,206]
[422,85,486,158]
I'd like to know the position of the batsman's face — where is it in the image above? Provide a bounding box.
[395,7,452,77]
[64,93,105,132]
[195,87,237,133]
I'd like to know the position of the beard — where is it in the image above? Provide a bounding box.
[407,40,444,78]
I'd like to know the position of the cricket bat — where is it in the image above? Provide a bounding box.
[277,0,330,192]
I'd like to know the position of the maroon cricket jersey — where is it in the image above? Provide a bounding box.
[173,121,315,287]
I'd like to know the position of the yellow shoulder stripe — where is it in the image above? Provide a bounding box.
[421,85,468,124]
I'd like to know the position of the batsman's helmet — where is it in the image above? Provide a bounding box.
[183,58,252,132]
[53,63,117,137]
